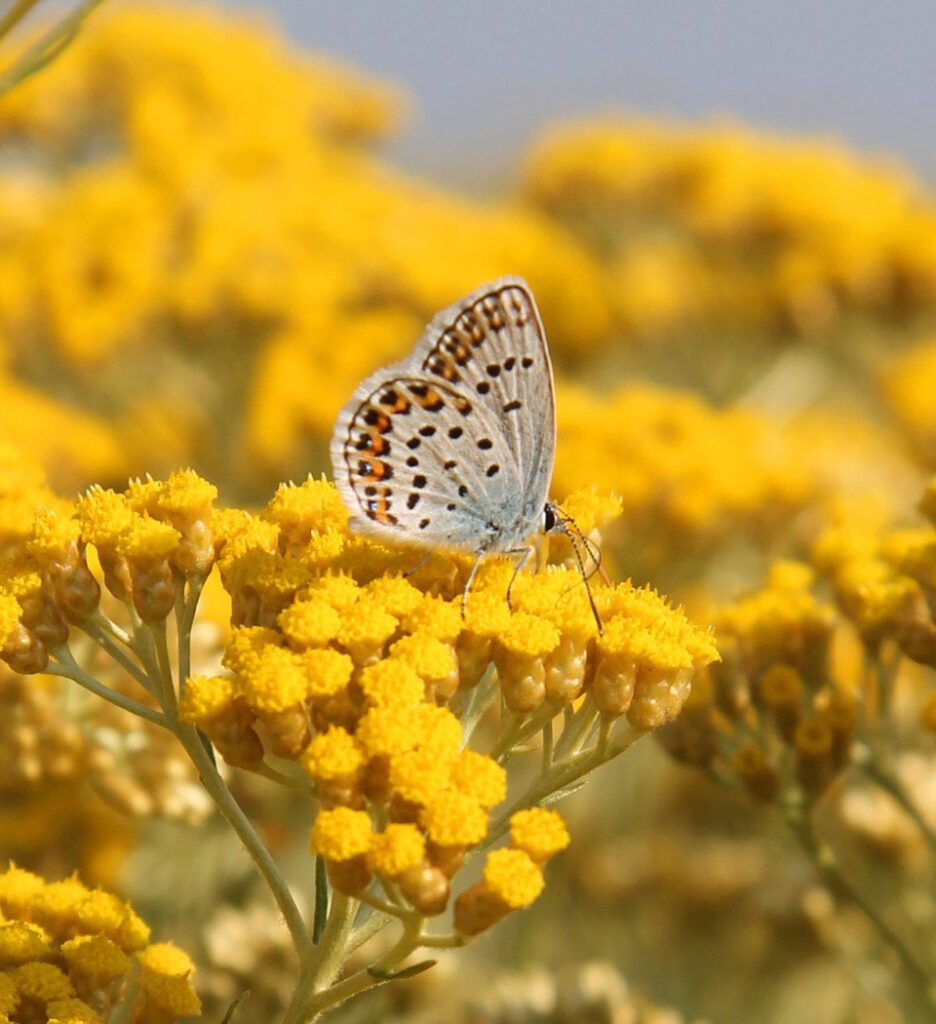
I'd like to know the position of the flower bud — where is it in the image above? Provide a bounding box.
[257,705,311,759]
[130,560,176,623]
[627,664,693,731]
[2,623,48,675]
[589,654,636,717]
[397,861,450,916]
[759,665,803,742]
[732,743,779,802]
[794,718,834,794]
[544,635,588,704]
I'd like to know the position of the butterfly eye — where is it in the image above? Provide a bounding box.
[542,504,557,533]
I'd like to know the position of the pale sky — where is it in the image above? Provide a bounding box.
[221,0,936,187]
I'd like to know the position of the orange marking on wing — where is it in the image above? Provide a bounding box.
[367,460,391,481]
[374,496,392,525]
[413,387,443,409]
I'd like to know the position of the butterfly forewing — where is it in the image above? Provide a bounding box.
[414,278,555,504]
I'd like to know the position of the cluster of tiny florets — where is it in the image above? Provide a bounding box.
[178,478,716,927]
[0,864,200,1023]
[1,469,717,935]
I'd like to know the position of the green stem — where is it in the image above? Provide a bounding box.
[541,717,553,773]
[0,0,41,42]
[552,696,598,761]
[0,0,105,95]
[173,720,314,963]
[491,701,557,762]
[148,620,178,714]
[248,762,317,796]
[282,894,358,1024]
[786,807,936,1015]
[47,648,166,727]
[348,908,392,953]
[418,932,465,949]
[175,574,205,697]
[356,890,409,919]
[80,619,153,692]
[483,723,643,852]
[460,668,499,745]
[300,915,424,1021]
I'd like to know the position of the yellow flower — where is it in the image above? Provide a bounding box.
[0,921,51,965]
[46,997,105,1024]
[363,575,424,617]
[75,489,135,549]
[366,824,426,878]
[357,659,425,708]
[237,644,308,713]
[389,632,458,694]
[25,510,81,567]
[278,597,342,648]
[310,807,373,862]
[136,943,202,1018]
[263,477,349,550]
[419,792,488,849]
[60,934,130,991]
[450,750,507,810]
[483,848,545,909]
[302,726,365,783]
[177,675,237,726]
[389,748,455,808]
[305,573,361,611]
[355,705,424,758]
[10,961,75,1003]
[399,594,463,642]
[303,648,354,700]
[0,972,17,1016]
[336,598,398,664]
[509,808,570,863]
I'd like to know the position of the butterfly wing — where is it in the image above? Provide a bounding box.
[330,278,555,552]
[330,370,524,551]
[411,277,555,511]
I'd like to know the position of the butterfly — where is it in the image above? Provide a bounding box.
[330,276,603,631]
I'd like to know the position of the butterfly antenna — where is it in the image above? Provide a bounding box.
[548,504,604,636]
[551,504,610,587]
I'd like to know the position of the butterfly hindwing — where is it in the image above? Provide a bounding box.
[331,373,522,551]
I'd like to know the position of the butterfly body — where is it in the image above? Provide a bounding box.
[330,277,555,556]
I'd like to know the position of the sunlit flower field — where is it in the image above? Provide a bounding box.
[2,5,936,1023]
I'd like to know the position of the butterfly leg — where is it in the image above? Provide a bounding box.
[404,551,432,578]
[460,550,487,618]
[505,545,536,613]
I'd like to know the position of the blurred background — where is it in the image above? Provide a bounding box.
[3,2,936,1022]
[223,1,936,186]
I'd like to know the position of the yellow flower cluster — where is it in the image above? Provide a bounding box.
[524,118,936,340]
[812,492,936,663]
[0,667,139,888]
[880,337,936,466]
[0,468,216,673]
[0,4,612,492]
[171,476,716,929]
[660,561,857,800]
[554,384,812,560]
[0,865,199,1023]
[662,463,936,805]
[0,468,716,937]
